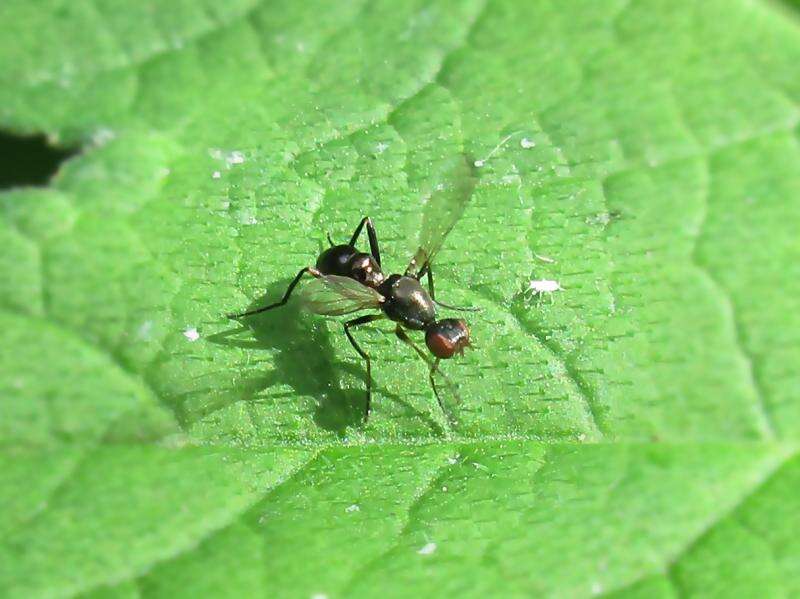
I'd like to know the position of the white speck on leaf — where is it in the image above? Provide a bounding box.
[212,171,221,179]
[520,137,536,149]
[553,164,570,177]
[345,504,360,513]
[418,542,437,555]
[311,594,328,599]
[375,142,389,154]
[91,127,116,147]
[237,208,258,225]
[533,252,556,264]
[136,320,154,341]
[501,174,518,185]
[183,327,200,342]
[226,151,245,166]
[587,212,612,226]
[591,582,603,594]
[528,279,563,294]
[474,132,518,167]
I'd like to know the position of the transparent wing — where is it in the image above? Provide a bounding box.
[298,275,384,316]
[405,154,477,277]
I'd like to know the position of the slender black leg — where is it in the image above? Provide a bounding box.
[344,314,385,421]
[421,264,480,312]
[429,358,443,415]
[394,327,457,427]
[226,267,320,319]
[327,232,335,246]
[348,216,381,267]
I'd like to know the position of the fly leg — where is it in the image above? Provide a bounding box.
[348,216,381,267]
[226,267,321,319]
[344,314,384,422]
[419,263,479,312]
[394,326,458,430]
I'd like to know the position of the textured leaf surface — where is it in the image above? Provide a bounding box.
[1,1,799,597]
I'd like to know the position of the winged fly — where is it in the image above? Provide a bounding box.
[227,155,477,424]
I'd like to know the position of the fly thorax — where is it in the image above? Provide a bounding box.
[347,253,385,288]
[379,275,436,330]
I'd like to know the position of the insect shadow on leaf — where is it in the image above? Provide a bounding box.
[208,277,431,433]
[220,155,477,433]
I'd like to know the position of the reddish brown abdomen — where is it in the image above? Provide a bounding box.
[425,319,470,359]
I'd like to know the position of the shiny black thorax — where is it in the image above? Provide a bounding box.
[378,274,436,330]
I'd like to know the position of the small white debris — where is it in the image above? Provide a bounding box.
[226,151,245,166]
[528,279,563,294]
[345,504,360,513]
[375,141,389,154]
[501,174,518,185]
[441,486,448,492]
[553,164,570,177]
[183,327,200,342]
[533,252,556,264]
[237,208,258,225]
[311,594,328,599]
[136,320,154,341]
[520,137,536,149]
[417,542,437,556]
[212,171,221,179]
[91,127,116,147]
[447,456,459,465]
[591,582,603,595]
[474,132,518,168]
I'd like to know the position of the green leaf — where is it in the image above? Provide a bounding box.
[1,0,799,597]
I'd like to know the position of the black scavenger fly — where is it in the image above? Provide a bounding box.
[228,155,477,423]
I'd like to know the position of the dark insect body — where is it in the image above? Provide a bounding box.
[228,156,476,425]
